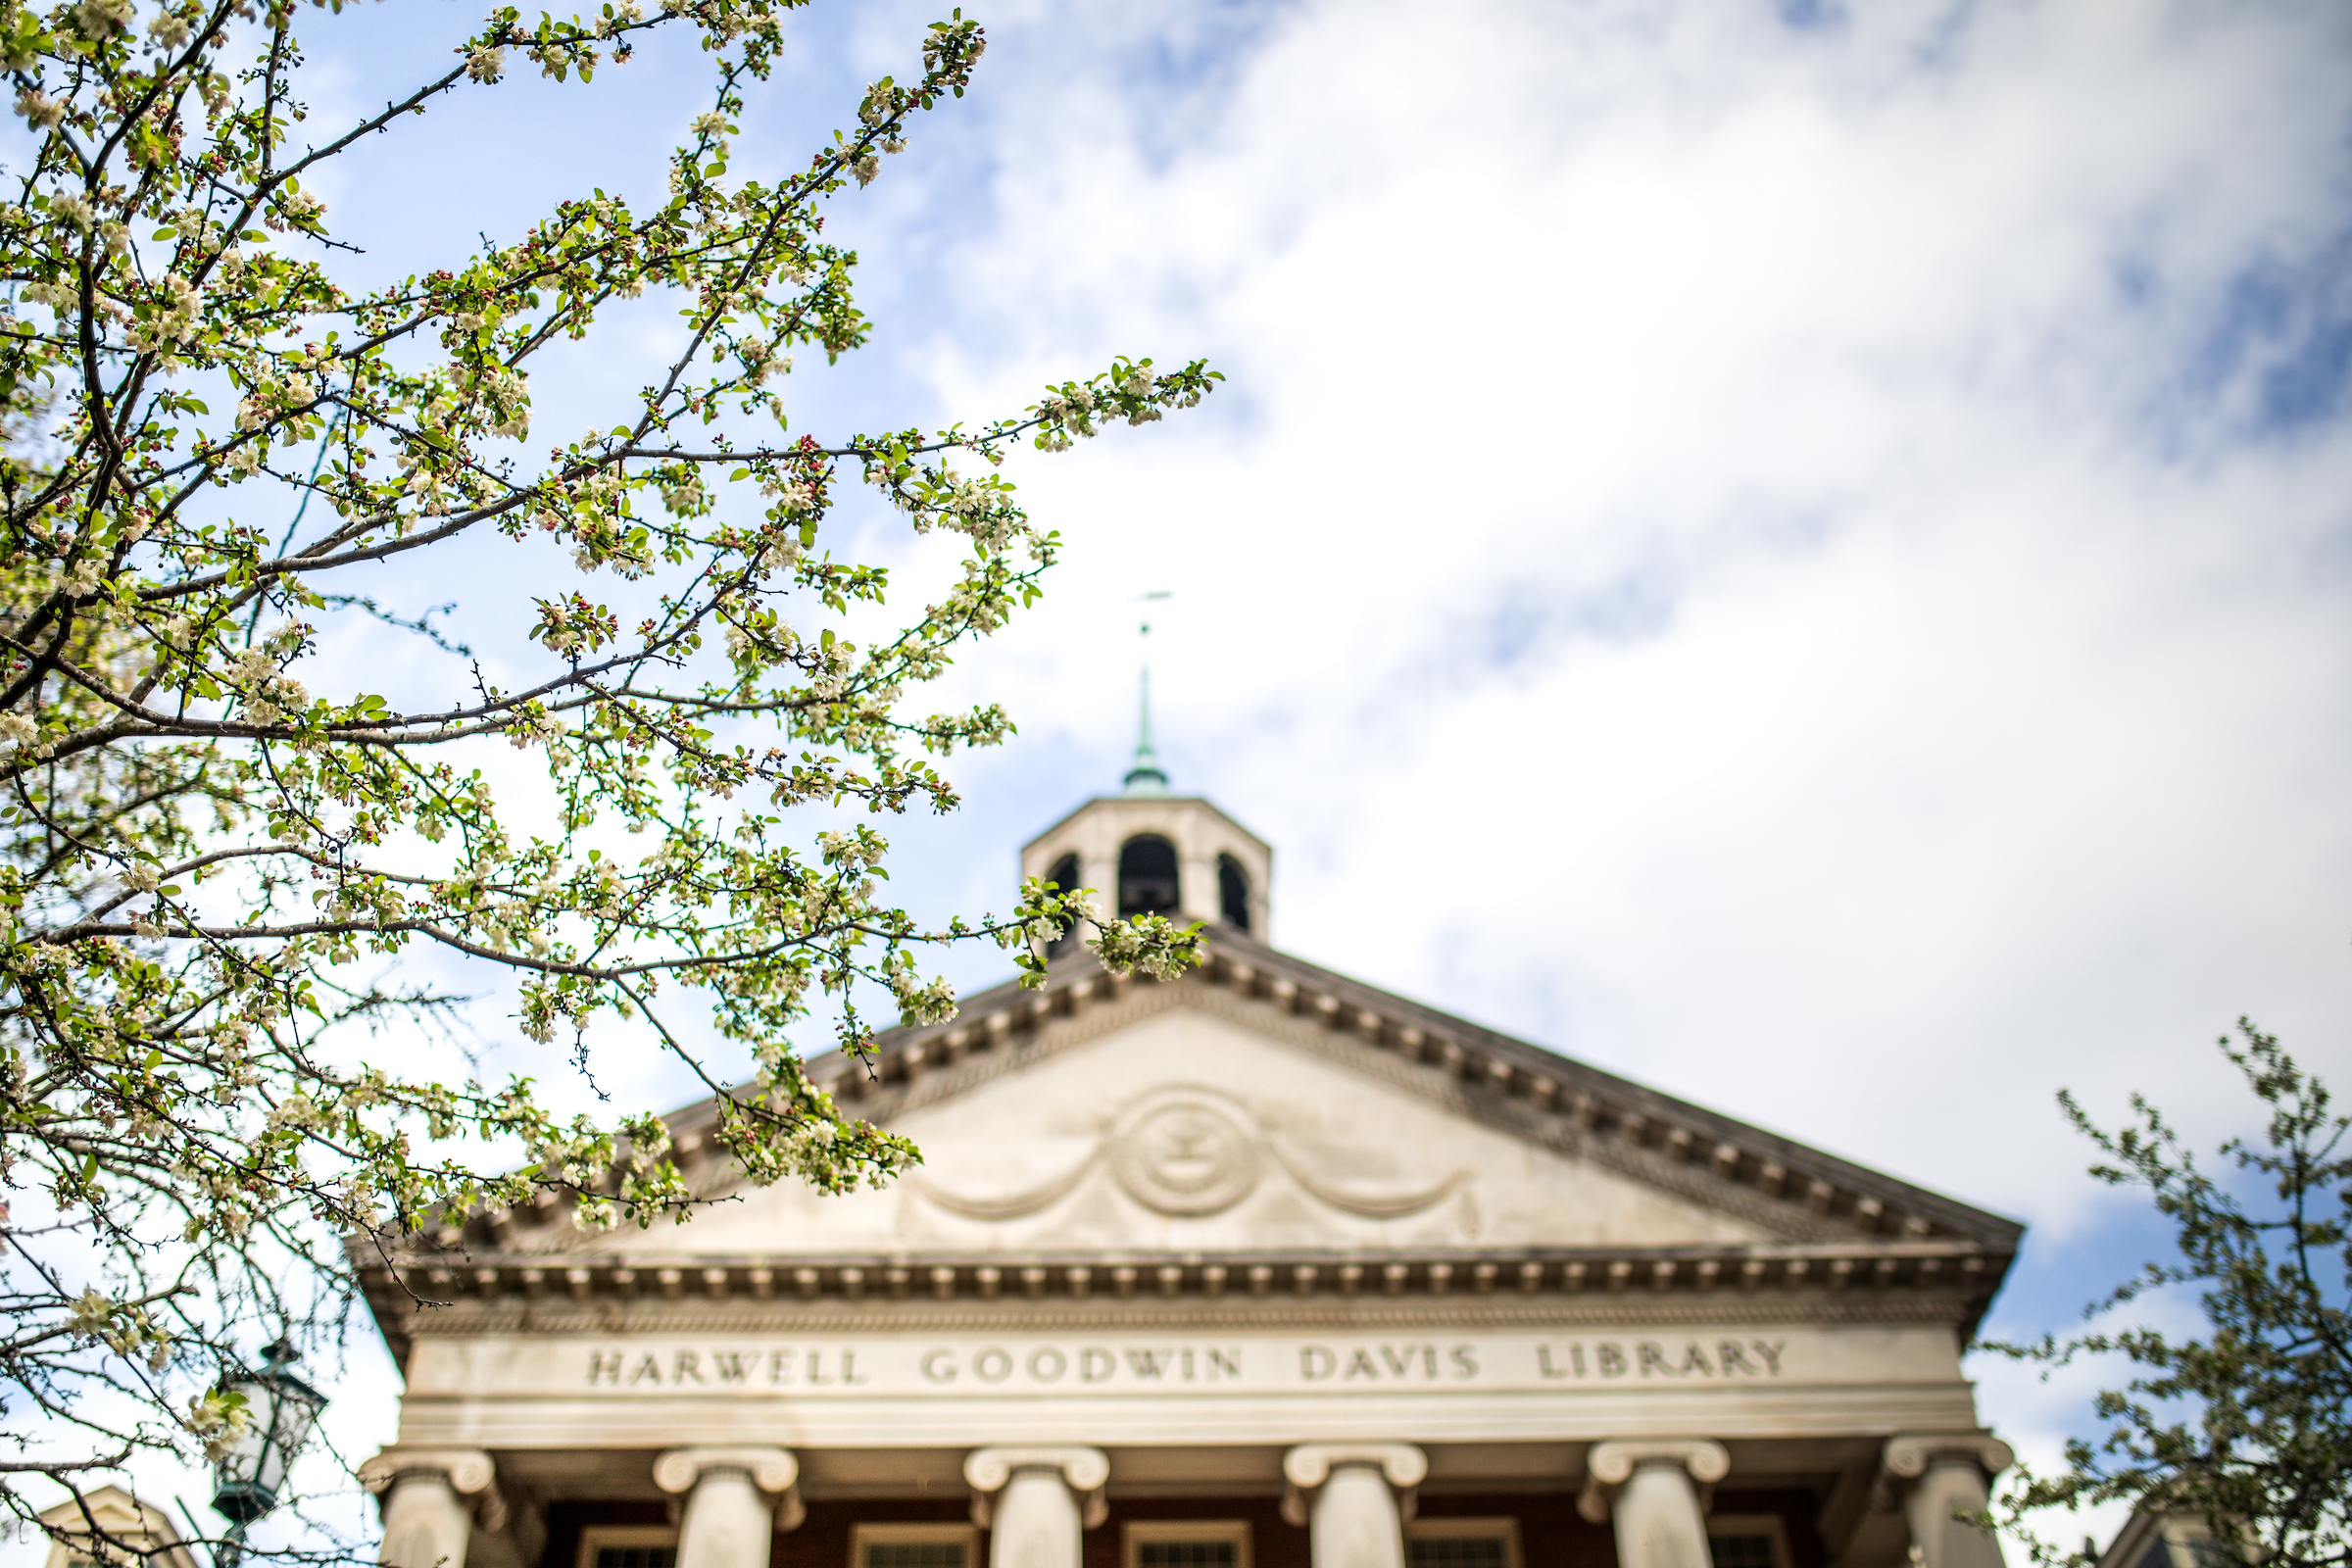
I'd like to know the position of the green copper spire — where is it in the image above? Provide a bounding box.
[1123,599,1171,795]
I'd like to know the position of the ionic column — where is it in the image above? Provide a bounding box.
[1576,1440,1729,1568]
[1882,1436,2014,1568]
[1281,1445,1428,1568]
[964,1447,1109,1568]
[655,1447,804,1568]
[361,1447,500,1568]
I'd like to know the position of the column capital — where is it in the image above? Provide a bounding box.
[1282,1445,1428,1492]
[362,1448,506,1536]
[656,1447,802,1496]
[1577,1440,1729,1524]
[1281,1444,1425,1529]
[1882,1434,2015,1485]
[657,1447,804,1533]
[963,1446,1109,1530]
[964,1446,1110,1494]
[359,1447,497,1497]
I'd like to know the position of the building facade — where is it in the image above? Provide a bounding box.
[34,1486,199,1568]
[356,782,2025,1568]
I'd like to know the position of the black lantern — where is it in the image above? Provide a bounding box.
[210,1341,327,1529]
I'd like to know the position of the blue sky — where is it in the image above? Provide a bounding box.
[15,0,2352,1557]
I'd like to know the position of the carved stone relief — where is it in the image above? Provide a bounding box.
[906,1083,1468,1227]
[1110,1089,1263,1214]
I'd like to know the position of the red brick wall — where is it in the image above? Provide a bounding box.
[535,1485,1829,1568]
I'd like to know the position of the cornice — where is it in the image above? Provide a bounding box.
[361,1239,1999,1366]
[395,1283,1983,1340]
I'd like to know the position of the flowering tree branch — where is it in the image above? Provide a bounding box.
[1982,1025,2350,1568]
[0,0,1217,1546]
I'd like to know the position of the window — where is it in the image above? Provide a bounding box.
[851,1524,977,1568]
[1124,1522,1251,1568]
[577,1528,677,1568]
[1217,855,1250,932]
[1044,852,1082,956]
[1118,835,1180,917]
[1405,1520,1521,1568]
[1706,1517,1792,1568]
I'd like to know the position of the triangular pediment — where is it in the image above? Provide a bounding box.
[364,933,2021,1359]
[507,931,2017,1263]
[594,994,1790,1259]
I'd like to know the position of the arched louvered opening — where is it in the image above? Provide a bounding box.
[1044,852,1081,956]
[1118,835,1180,918]
[1217,854,1251,933]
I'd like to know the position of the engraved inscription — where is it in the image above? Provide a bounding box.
[572,1333,1798,1394]
[1533,1339,1787,1379]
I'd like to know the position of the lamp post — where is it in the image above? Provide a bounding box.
[210,1340,327,1568]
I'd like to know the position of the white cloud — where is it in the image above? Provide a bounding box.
[844,0,2352,1236]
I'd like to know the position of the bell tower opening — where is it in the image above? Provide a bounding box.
[1217,855,1251,933]
[1118,835,1181,918]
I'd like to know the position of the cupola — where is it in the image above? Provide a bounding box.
[1021,790,1273,950]
[1019,675,1271,947]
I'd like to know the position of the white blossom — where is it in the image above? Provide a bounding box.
[70,0,132,39]
[16,88,65,128]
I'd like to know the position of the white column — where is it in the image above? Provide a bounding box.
[362,1448,499,1568]
[1883,1436,2015,1568]
[965,1447,1109,1568]
[1281,1445,1428,1568]
[1178,847,1218,928]
[1577,1440,1730,1568]
[1079,852,1118,946]
[655,1447,804,1568]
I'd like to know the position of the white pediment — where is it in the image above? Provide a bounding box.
[589,998,1783,1259]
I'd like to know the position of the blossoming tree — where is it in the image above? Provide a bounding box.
[1986,1026,2350,1568]
[0,0,1212,1545]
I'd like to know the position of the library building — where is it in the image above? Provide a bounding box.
[344,758,2029,1568]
